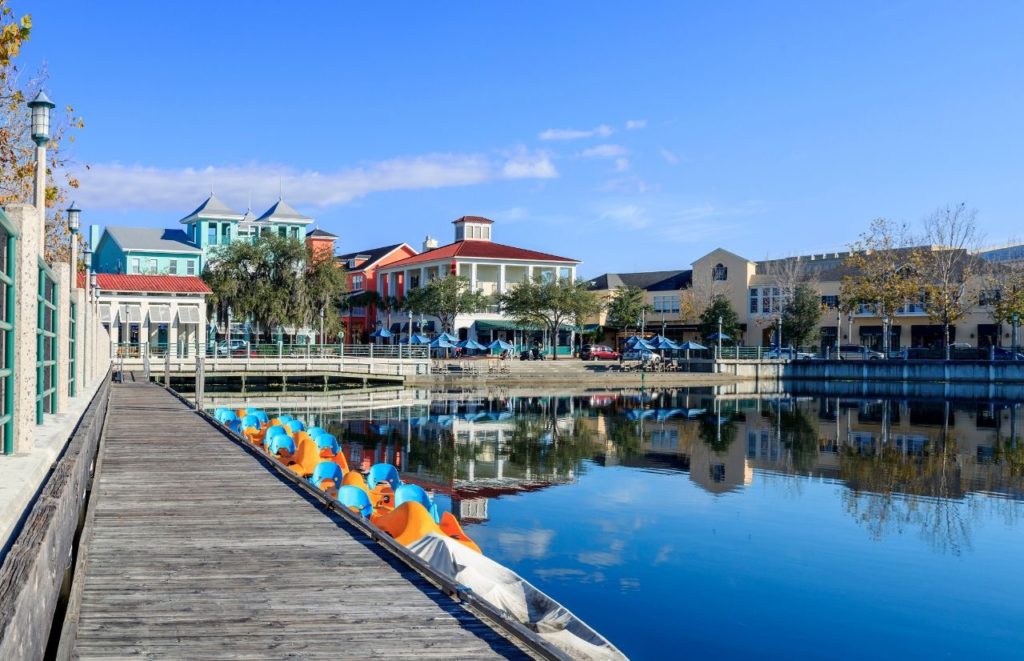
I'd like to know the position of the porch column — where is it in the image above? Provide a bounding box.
[470,263,478,291]
[420,267,427,286]
[498,264,506,294]
[10,204,40,452]
[168,305,179,357]
[528,265,535,281]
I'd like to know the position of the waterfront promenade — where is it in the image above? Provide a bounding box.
[60,382,530,659]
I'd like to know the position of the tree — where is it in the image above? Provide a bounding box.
[404,274,488,334]
[500,274,601,359]
[605,286,650,334]
[203,233,346,342]
[840,218,923,354]
[0,4,85,263]
[781,284,823,348]
[698,295,739,345]
[759,255,817,342]
[984,262,1024,346]
[919,203,981,357]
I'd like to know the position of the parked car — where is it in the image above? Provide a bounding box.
[836,344,885,360]
[217,339,251,356]
[623,349,661,362]
[764,346,815,360]
[580,344,620,361]
[994,347,1024,361]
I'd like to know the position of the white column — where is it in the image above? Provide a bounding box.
[470,263,478,291]
[168,305,179,357]
[11,204,40,451]
[420,266,427,286]
[527,265,535,281]
[499,264,506,294]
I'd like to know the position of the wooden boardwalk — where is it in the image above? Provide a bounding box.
[68,382,530,659]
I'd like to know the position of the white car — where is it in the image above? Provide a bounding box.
[765,347,814,360]
[623,349,661,362]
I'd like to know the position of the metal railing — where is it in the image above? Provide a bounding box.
[36,260,58,423]
[114,342,430,361]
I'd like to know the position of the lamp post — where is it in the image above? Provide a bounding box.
[67,202,80,290]
[717,315,723,358]
[835,309,841,358]
[28,91,55,225]
[1014,312,1020,359]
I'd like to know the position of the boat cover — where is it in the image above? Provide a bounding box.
[408,533,627,660]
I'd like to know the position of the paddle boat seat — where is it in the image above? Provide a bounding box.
[439,512,481,553]
[395,484,440,523]
[266,435,295,459]
[367,463,401,492]
[285,437,320,478]
[310,461,343,491]
[338,485,373,517]
[313,433,340,458]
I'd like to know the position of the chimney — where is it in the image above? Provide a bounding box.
[423,236,438,252]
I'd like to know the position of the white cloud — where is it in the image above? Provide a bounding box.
[74,150,556,211]
[538,124,614,141]
[579,143,628,159]
[501,148,558,179]
[625,119,647,130]
[598,176,653,194]
[599,204,650,229]
[615,158,630,172]
[659,148,680,165]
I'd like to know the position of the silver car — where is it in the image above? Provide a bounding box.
[836,344,884,360]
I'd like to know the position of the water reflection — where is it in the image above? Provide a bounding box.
[261,386,1024,549]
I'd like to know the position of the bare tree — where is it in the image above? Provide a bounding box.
[982,260,1024,349]
[840,218,924,355]
[919,203,981,358]
[680,267,733,325]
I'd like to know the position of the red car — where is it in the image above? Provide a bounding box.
[581,344,620,361]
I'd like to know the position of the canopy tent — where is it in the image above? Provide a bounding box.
[488,339,514,352]
[429,337,455,349]
[705,331,731,341]
[437,332,459,343]
[456,339,487,351]
[678,341,707,350]
[650,335,680,350]
[626,337,657,351]
[409,334,433,344]
[369,327,393,338]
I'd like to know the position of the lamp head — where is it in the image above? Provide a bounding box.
[27,91,56,146]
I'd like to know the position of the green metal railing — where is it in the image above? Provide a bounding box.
[0,214,16,455]
[36,259,57,424]
[68,301,76,397]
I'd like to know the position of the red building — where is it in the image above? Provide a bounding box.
[336,243,418,343]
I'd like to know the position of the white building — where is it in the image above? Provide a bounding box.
[91,273,209,356]
[375,216,580,346]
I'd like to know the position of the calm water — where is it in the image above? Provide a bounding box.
[257,385,1024,660]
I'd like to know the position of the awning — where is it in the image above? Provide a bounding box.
[122,304,142,324]
[149,305,172,323]
[98,304,115,324]
[474,320,578,332]
[178,306,202,324]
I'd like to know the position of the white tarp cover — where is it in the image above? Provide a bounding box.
[408,534,627,661]
[178,306,201,324]
[149,305,172,323]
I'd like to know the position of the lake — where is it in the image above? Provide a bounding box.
[250,384,1024,659]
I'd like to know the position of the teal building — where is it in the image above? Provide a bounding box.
[91,195,315,275]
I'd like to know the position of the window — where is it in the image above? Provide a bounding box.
[979,289,1001,306]
[484,226,490,240]
[221,223,230,244]
[352,274,364,290]
[749,288,758,313]
[130,257,140,274]
[349,306,366,316]
[148,258,158,274]
[821,295,839,309]
[207,223,217,245]
[278,227,287,238]
[169,260,178,275]
[653,295,680,313]
[712,263,728,281]
[292,227,300,240]
[186,260,196,275]
[760,287,781,314]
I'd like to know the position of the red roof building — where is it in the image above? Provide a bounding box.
[376,216,581,345]
[90,273,212,294]
[335,243,418,343]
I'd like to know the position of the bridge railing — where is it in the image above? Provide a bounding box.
[114,342,430,361]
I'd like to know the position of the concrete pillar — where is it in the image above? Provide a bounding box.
[73,288,86,391]
[168,306,179,357]
[498,264,506,294]
[470,263,478,291]
[10,205,40,452]
[55,263,71,412]
[528,265,535,281]
[420,267,426,287]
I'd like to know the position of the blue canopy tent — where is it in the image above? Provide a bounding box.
[705,332,730,341]
[369,327,393,338]
[678,341,707,350]
[410,334,432,344]
[438,332,459,343]
[629,337,658,351]
[456,339,487,354]
[430,337,455,349]
[651,335,681,351]
[488,339,514,354]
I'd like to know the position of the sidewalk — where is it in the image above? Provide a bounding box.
[0,375,106,552]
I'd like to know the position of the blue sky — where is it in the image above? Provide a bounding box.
[21,1,1024,275]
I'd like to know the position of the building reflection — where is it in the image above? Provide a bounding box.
[270,386,1024,541]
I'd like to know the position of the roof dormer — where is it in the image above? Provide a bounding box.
[453,215,493,242]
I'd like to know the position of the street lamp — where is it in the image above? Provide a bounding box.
[28,90,55,146]
[717,315,723,357]
[66,202,81,233]
[319,306,325,345]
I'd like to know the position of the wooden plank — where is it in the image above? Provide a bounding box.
[68,383,531,660]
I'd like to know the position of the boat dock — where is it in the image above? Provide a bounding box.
[55,382,534,659]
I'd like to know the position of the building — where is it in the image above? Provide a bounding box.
[586,270,693,343]
[86,273,211,356]
[375,216,580,346]
[336,243,419,343]
[88,194,324,352]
